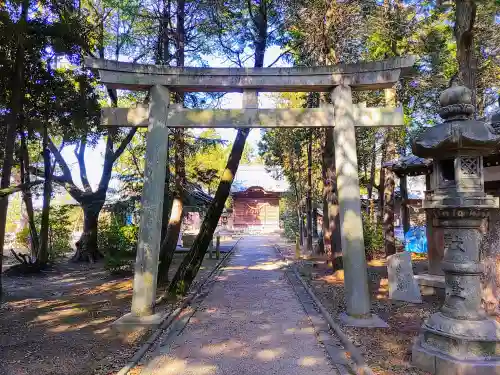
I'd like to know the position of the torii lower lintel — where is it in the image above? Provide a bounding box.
[100,105,404,128]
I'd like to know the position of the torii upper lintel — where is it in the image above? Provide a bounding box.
[83,56,416,92]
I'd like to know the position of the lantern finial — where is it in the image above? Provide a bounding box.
[438,85,474,121]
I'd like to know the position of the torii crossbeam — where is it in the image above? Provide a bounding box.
[84,56,415,329]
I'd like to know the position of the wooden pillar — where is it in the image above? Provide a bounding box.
[332,85,371,318]
[131,85,171,317]
[400,174,410,235]
[425,173,444,275]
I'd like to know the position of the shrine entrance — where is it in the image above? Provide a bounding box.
[232,186,280,234]
[84,55,415,326]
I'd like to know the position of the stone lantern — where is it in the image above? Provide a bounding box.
[411,85,500,375]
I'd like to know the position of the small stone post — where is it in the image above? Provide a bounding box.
[295,237,301,260]
[130,85,170,318]
[412,85,500,375]
[331,85,387,327]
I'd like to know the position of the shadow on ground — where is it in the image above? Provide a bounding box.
[0,248,234,375]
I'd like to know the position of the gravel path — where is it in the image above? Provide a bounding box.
[141,236,338,375]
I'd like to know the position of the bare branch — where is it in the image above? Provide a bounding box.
[74,138,92,193]
[113,128,138,163]
[47,137,74,185]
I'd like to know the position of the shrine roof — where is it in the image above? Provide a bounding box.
[384,153,500,177]
[231,165,289,193]
[383,155,433,176]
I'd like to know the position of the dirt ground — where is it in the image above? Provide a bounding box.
[277,243,439,375]
[0,252,227,375]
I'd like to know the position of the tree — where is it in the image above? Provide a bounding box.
[0,0,100,289]
[30,0,144,262]
[167,0,283,295]
[0,0,31,296]
[454,0,477,105]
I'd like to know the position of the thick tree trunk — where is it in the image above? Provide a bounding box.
[161,192,172,243]
[167,0,267,295]
[306,130,313,253]
[400,175,410,235]
[479,209,500,317]
[367,140,377,202]
[383,162,396,256]
[0,0,30,297]
[297,209,304,246]
[377,134,387,223]
[73,203,103,262]
[322,126,342,264]
[19,132,39,256]
[37,126,51,265]
[290,156,304,246]
[157,0,185,283]
[158,197,184,283]
[383,89,397,257]
[168,127,251,296]
[454,0,477,109]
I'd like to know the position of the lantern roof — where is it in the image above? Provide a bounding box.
[412,85,500,158]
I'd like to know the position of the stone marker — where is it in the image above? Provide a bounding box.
[387,252,422,303]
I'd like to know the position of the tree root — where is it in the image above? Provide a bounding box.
[4,250,46,276]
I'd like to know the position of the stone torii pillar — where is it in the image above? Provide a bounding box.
[332,84,388,327]
[115,85,171,328]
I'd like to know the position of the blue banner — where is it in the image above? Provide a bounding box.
[395,226,428,253]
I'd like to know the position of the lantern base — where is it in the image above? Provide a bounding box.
[412,336,500,375]
[412,313,500,375]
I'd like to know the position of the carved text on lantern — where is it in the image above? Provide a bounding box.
[447,279,466,300]
[444,233,465,252]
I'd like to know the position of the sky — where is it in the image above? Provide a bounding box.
[58,45,290,196]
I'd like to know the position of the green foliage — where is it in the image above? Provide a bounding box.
[15,205,73,260]
[98,221,138,274]
[280,193,300,241]
[362,212,384,259]
[282,209,300,241]
[46,206,73,259]
[5,193,22,233]
[15,226,31,249]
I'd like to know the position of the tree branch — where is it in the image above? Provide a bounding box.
[29,166,72,186]
[74,138,92,193]
[267,48,291,67]
[0,181,44,198]
[47,137,74,185]
[119,127,138,158]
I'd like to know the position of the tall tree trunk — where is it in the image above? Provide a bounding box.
[0,0,30,298]
[383,89,397,257]
[322,126,342,264]
[454,0,477,108]
[157,0,186,283]
[168,127,251,296]
[19,131,39,256]
[377,136,387,223]
[73,202,103,262]
[161,191,172,243]
[290,155,304,246]
[38,125,51,265]
[367,139,377,201]
[306,130,313,253]
[167,0,268,295]
[158,198,183,283]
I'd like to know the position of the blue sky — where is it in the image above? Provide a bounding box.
[59,45,289,195]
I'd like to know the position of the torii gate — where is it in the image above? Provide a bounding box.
[84,56,415,329]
